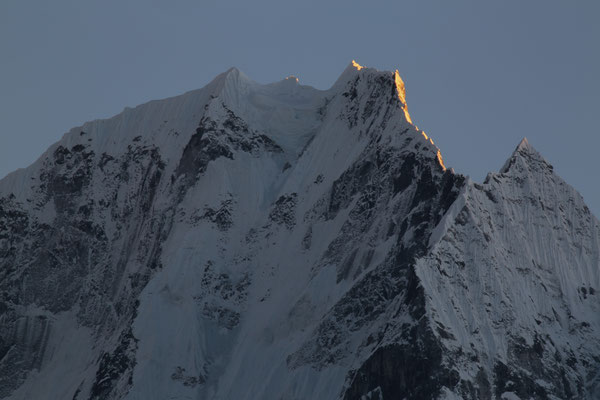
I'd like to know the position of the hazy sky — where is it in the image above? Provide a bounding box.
[1,1,599,213]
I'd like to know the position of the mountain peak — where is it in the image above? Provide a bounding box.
[225,66,241,74]
[224,66,252,84]
[500,137,552,174]
[516,136,531,151]
[2,61,599,400]
[512,136,541,159]
[210,66,253,91]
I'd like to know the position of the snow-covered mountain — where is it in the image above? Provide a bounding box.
[0,61,598,400]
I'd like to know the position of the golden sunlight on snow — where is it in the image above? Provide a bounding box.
[437,150,446,171]
[421,131,435,145]
[351,60,364,70]
[394,70,412,124]
[422,132,445,170]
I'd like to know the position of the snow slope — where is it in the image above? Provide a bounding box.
[0,62,598,399]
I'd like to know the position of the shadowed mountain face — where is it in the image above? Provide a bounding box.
[0,62,598,400]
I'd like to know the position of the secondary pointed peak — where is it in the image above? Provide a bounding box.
[517,137,531,151]
[500,137,552,174]
[207,66,255,102]
[223,66,252,82]
[513,137,542,158]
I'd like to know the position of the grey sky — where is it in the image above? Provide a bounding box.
[1,1,599,214]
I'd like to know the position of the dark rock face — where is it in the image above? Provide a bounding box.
[269,194,298,229]
[0,315,50,398]
[194,199,234,231]
[0,138,170,398]
[194,260,250,331]
[489,336,581,400]
[0,196,28,280]
[175,117,234,187]
[344,330,458,400]
[170,366,205,388]
[174,104,283,193]
[89,327,138,400]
